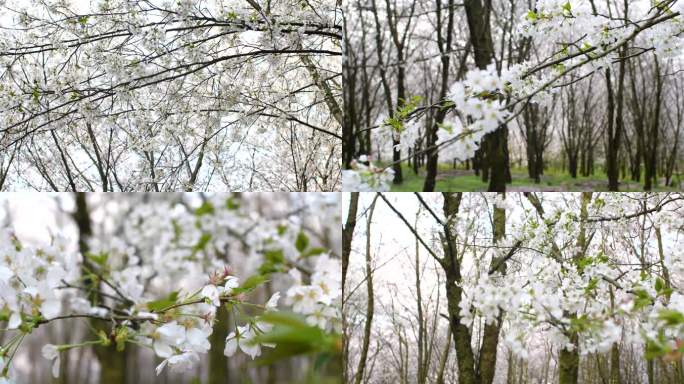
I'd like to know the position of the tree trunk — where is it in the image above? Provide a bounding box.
[644,54,662,191]
[436,329,452,384]
[415,210,427,384]
[208,305,230,384]
[478,199,506,384]
[442,193,478,384]
[423,0,455,191]
[342,192,359,384]
[73,193,127,384]
[559,334,580,384]
[353,196,377,384]
[568,153,578,178]
[559,192,591,384]
[463,0,507,192]
[609,288,621,384]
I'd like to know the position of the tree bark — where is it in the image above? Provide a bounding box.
[423,0,455,191]
[559,192,591,384]
[478,197,506,384]
[208,305,230,384]
[463,0,508,192]
[644,54,662,191]
[342,192,359,384]
[442,193,478,384]
[436,329,452,384]
[415,209,428,384]
[353,196,378,384]
[73,193,127,384]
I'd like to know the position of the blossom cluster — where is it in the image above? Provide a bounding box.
[0,230,78,326]
[437,65,522,161]
[0,194,341,382]
[342,156,395,192]
[0,0,342,191]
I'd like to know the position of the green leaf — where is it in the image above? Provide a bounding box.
[115,326,129,352]
[595,252,609,264]
[233,274,269,294]
[147,291,179,312]
[655,277,664,293]
[633,289,653,310]
[192,233,212,254]
[98,330,111,346]
[194,201,215,216]
[384,116,404,133]
[437,122,453,134]
[171,219,182,241]
[254,312,340,362]
[585,277,598,296]
[575,256,592,273]
[277,224,288,236]
[658,309,684,326]
[569,314,591,332]
[264,249,285,264]
[295,232,309,253]
[32,86,40,104]
[258,249,286,274]
[225,197,240,210]
[78,15,89,26]
[0,307,10,321]
[526,10,537,22]
[645,339,664,360]
[86,252,109,267]
[302,247,327,258]
[561,44,569,56]
[562,1,572,14]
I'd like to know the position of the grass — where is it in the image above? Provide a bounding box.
[388,164,681,192]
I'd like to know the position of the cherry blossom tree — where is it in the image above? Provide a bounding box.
[0,0,342,192]
[344,192,684,384]
[342,0,684,192]
[0,192,341,383]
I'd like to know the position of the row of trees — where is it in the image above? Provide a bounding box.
[342,0,684,191]
[344,192,684,384]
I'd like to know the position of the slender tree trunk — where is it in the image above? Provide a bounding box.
[559,192,591,384]
[609,287,621,384]
[605,69,619,191]
[353,196,378,384]
[436,329,452,384]
[463,0,507,192]
[423,0,454,191]
[568,153,578,178]
[342,192,359,384]
[478,198,506,384]
[644,54,662,191]
[342,192,359,290]
[415,210,427,384]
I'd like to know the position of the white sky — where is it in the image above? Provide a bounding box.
[0,193,75,244]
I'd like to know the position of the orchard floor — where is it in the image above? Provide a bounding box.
[389,164,682,192]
